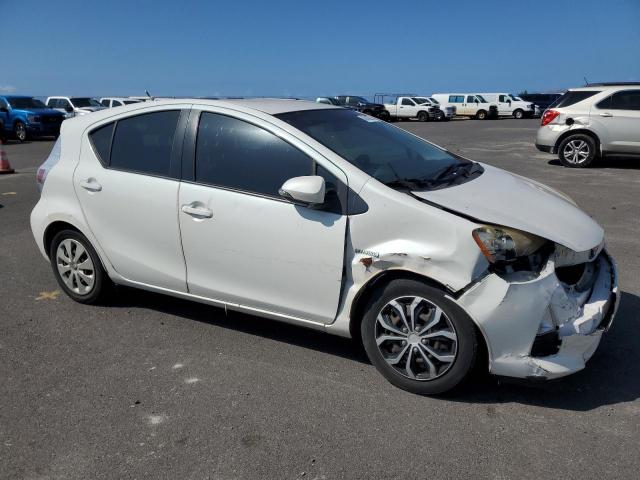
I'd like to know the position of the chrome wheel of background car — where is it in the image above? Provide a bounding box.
[14,122,26,141]
[563,140,590,164]
[56,239,95,295]
[375,296,457,381]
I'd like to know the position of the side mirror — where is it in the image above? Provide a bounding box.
[507,99,512,104]
[65,106,74,113]
[0,106,8,113]
[279,175,325,205]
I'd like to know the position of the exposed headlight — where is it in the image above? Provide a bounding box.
[472,225,547,263]
[27,115,41,123]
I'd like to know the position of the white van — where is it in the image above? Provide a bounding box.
[431,94,498,120]
[479,93,535,119]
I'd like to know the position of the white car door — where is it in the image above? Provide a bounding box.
[178,108,348,323]
[592,89,640,154]
[497,94,512,116]
[74,106,190,291]
[399,97,418,118]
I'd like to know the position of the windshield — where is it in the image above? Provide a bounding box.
[6,97,47,109]
[276,109,479,189]
[71,97,101,108]
[476,95,488,102]
[429,97,439,104]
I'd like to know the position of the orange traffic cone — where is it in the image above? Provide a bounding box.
[0,148,15,174]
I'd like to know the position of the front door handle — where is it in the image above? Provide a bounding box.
[599,112,613,117]
[181,204,213,218]
[80,179,102,192]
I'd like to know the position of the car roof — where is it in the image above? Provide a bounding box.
[144,98,339,115]
[568,84,638,92]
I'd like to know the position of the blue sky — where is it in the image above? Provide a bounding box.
[2,0,639,98]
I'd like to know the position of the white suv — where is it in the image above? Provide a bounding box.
[536,83,640,167]
[31,99,618,395]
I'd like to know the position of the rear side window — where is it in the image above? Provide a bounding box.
[449,95,463,103]
[598,90,640,110]
[89,122,115,165]
[195,112,313,197]
[110,110,180,177]
[551,91,600,108]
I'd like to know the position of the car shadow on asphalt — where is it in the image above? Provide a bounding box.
[111,286,370,365]
[111,287,639,411]
[548,156,640,169]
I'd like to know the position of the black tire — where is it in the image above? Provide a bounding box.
[475,110,487,120]
[417,111,428,122]
[362,109,372,116]
[49,229,113,304]
[14,121,27,142]
[557,134,597,168]
[513,109,524,119]
[360,279,479,395]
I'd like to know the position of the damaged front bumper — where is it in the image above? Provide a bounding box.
[456,247,619,380]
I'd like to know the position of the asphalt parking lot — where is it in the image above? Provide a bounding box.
[1,118,639,479]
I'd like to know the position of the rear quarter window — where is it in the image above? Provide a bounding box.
[89,122,115,166]
[551,91,600,108]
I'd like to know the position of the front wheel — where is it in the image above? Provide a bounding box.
[49,229,113,304]
[558,134,597,168]
[417,111,428,122]
[475,110,487,120]
[361,279,479,395]
[14,121,27,142]
[513,109,524,119]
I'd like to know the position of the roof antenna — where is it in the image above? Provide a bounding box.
[583,76,590,86]
[145,89,153,99]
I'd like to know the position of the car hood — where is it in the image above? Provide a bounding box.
[411,164,604,252]
[14,108,64,116]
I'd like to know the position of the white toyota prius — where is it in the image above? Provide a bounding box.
[31,99,619,395]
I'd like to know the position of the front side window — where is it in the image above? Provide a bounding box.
[277,109,480,190]
[195,112,313,197]
[71,97,102,108]
[467,95,477,103]
[110,110,180,177]
[499,95,508,102]
[100,99,110,107]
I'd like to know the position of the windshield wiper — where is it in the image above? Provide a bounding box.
[432,162,479,182]
[383,177,435,190]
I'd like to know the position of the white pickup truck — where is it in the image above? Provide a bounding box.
[412,96,455,121]
[377,95,438,122]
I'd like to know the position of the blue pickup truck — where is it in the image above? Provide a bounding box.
[0,95,65,142]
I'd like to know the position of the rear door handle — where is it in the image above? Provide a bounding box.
[600,112,613,117]
[80,179,102,192]
[181,204,213,218]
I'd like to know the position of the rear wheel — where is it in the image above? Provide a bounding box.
[360,279,479,395]
[513,109,524,119]
[558,134,597,168]
[14,121,27,142]
[475,110,487,120]
[49,230,112,304]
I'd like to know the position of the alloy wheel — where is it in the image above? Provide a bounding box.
[56,239,95,295]
[375,296,458,381]
[15,123,26,141]
[563,140,590,164]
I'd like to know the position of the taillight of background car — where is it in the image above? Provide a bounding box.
[541,109,560,126]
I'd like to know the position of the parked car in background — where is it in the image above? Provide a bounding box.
[378,95,437,122]
[100,97,145,108]
[432,93,498,119]
[479,93,535,119]
[46,97,105,118]
[315,97,343,106]
[31,98,618,395]
[331,96,388,118]
[0,95,65,141]
[519,93,562,115]
[536,83,640,167]
[412,96,455,121]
